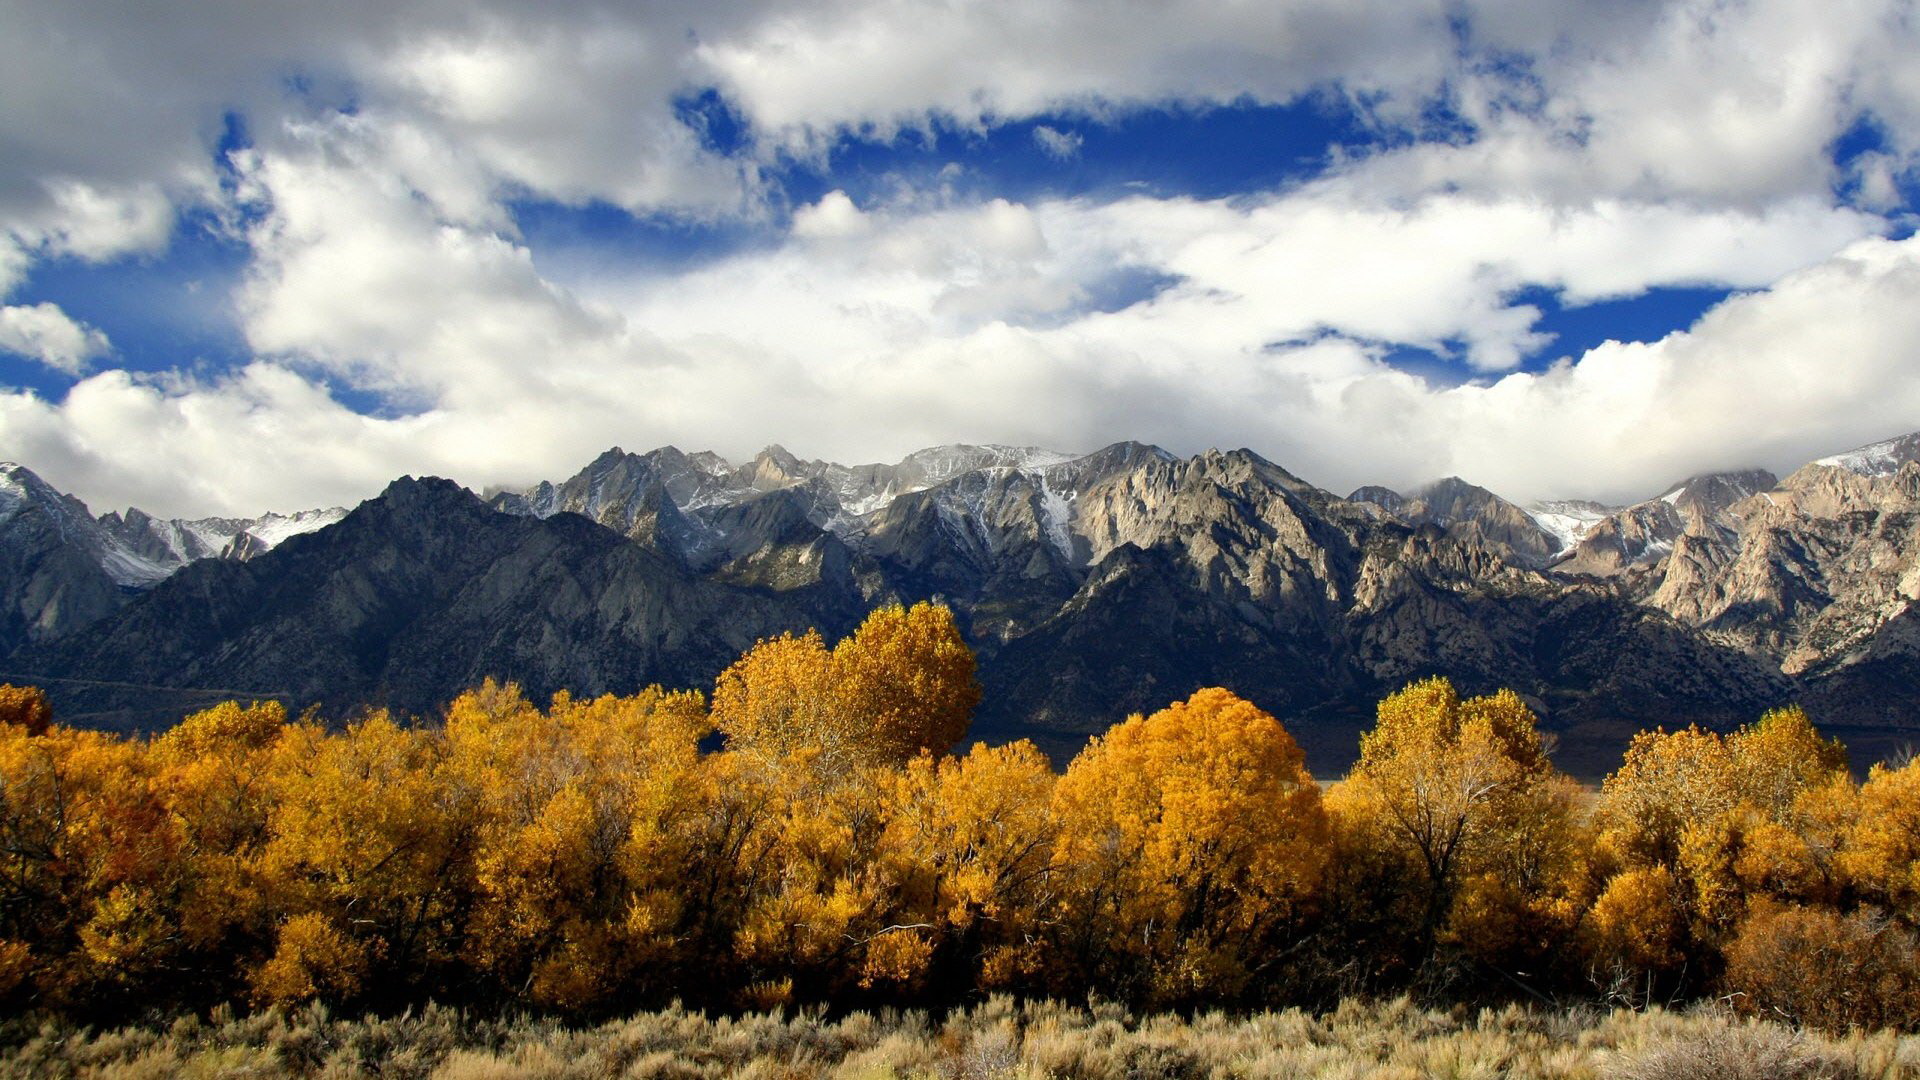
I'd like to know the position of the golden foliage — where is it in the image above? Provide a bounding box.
[1587,865,1687,972]
[249,912,369,1006]
[1330,679,1575,967]
[1596,725,1737,869]
[1722,902,1920,1032]
[879,741,1057,989]
[1594,705,1859,973]
[0,683,51,735]
[711,630,841,766]
[831,601,981,761]
[712,603,979,773]
[4,611,1919,1030]
[445,680,711,1007]
[1050,687,1328,1003]
[1837,758,1920,921]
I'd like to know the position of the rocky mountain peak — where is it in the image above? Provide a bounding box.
[1348,485,1408,515]
[374,475,482,515]
[1347,475,1561,568]
[16,430,1920,773]
[1811,430,1920,478]
[1658,468,1778,519]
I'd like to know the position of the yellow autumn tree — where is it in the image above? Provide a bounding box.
[1590,706,1855,984]
[831,602,981,762]
[712,603,980,775]
[1586,865,1689,975]
[1721,901,1920,1032]
[1050,687,1328,1005]
[0,684,51,736]
[711,630,843,767]
[0,722,178,1007]
[1329,679,1571,969]
[1595,725,1739,871]
[1599,707,1847,877]
[1839,757,1920,921]
[148,700,289,980]
[445,680,711,1008]
[878,740,1058,991]
[253,711,474,1005]
[727,754,899,1004]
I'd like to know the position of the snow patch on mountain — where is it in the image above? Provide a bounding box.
[1038,477,1076,560]
[1526,500,1613,556]
[240,509,349,549]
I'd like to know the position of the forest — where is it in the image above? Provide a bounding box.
[0,601,1917,1042]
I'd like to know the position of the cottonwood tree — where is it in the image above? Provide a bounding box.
[1589,706,1853,988]
[712,603,980,775]
[444,680,711,1008]
[0,684,50,736]
[1050,687,1328,1005]
[1328,678,1575,973]
[878,740,1058,993]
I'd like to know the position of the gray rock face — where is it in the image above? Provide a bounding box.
[17,476,861,732]
[0,465,127,653]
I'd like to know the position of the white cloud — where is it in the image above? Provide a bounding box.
[2,0,1920,519]
[791,190,871,240]
[3,144,1911,517]
[0,302,111,374]
[1033,125,1083,159]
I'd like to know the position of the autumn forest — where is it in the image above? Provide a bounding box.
[1,601,1917,1040]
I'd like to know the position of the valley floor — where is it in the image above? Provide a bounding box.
[3,996,1916,1080]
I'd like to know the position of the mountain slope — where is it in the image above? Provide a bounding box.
[16,477,858,731]
[0,462,344,652]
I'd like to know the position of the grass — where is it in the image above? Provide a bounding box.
[1,995,1916,1080]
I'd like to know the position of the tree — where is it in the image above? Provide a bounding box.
[0,722,177,1008]
[0,684,50,736]
[710,630,842,768]
[1595,725,1738,871]
[1722,902,1920,1033]
[1839,757,1920,922]
[445,680,711,1008]
[148,701,290,987]
[1050,687,1328,1005]
[254,711,474,1005]
[831,601,981,762]
[1728,706,1848,815]
[1595,707,1853,947]
[712,603,981,774]
[1330,679,1567,966]
[1586,865,1688,976]
[878,740,1057,993]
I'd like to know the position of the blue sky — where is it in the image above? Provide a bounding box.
[2,1,1919,516]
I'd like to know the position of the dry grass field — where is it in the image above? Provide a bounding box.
[4,996,1918,1080]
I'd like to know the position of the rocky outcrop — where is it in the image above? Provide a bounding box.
[1351,477,1563,568]
[0,462,345,652]
[1553,469,1777,578]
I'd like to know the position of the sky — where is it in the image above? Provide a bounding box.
[2,1,1920,518]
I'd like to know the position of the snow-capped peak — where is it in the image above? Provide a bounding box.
[1814,432,1920,477]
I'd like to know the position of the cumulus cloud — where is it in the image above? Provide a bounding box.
[0,303,111,374]
[4,143,1913,516]
[2,0,1920,517]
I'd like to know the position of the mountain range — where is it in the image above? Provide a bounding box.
[4,431,1919,775]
